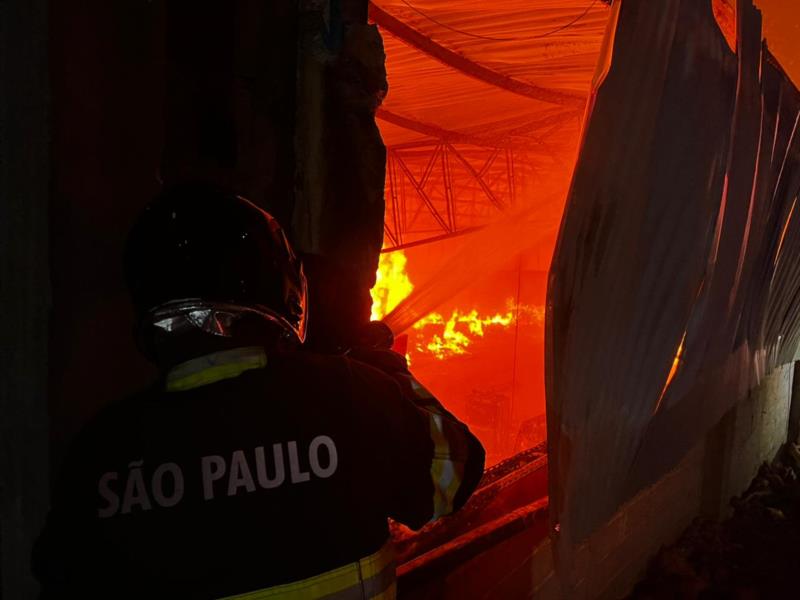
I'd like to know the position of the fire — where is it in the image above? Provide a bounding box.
[370,249,536,360]
[370,251,414,321]
[413,310,514,359]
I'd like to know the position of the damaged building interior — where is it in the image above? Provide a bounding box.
[3,0,800,597]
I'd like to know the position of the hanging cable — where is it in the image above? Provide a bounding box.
[395,0,600,43]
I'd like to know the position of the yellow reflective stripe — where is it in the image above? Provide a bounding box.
[429,414,465,520]
[409,378,435,401]
[370,581,397,600]
[358,539,395,579]
[166,346,267,392]
[220,563,358,599]
[217,541,395,600]
[403,374,465,519]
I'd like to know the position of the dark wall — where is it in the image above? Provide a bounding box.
[1,1,51,597]
[47,0,385,453]
[46,0,312,457]
[49,0,166,460]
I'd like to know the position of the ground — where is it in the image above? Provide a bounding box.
[630,444,800,599]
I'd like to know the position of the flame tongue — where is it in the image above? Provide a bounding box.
[370,251,518,361]
[414,309,514,359]
[370,252,414,322]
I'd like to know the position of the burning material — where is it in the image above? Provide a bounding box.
[413,310,514,359]
[382,204,560,336]
[370,251,413,321]
[371,250,528,359]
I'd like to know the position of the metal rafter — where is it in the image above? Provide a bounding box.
[386,141,516,246]
[442,144,456,231]
[390,148,453,233]
[378,108,520,150]
[386,151,402,245]
[478,148,501,179]
[506,148,516,205]
[444,142,504,210]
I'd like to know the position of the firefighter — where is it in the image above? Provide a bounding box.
[33,184,485,599]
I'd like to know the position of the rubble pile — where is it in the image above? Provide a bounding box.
[630,443,800,599]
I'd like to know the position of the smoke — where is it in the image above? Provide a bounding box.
[383,193,563,334]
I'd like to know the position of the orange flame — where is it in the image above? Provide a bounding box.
[370,250,540,361]
[413,310,514,359]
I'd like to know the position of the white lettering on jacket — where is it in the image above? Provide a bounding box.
[97,436,338,518]
[98,459,184,518]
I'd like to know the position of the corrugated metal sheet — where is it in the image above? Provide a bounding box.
[547,0,800,571]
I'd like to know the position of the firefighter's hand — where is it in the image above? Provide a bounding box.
[355,321,394,350]
[349,321,410,374]
[349,347,409,375]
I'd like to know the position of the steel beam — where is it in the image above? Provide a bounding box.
[369,2,586,108]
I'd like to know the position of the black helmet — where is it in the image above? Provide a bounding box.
[124,184,307,345]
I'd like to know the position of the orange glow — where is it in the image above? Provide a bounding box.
[371,251,521,360]
[413,309,514,359]
[367,0,800,467]
[370,0,611,463]
[370,251,414,321]
[371,242,550,464]
[655,331,687,414]
[756,0,800,87]
[774,195,797,267]
[712,0,736,52]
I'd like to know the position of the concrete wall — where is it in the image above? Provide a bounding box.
[532,362,796,600]
[712,364,793,516]
[531,439,707,599]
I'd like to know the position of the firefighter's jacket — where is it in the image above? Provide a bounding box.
[33,346,485,599]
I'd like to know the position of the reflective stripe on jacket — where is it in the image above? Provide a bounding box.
[347,346,485,523]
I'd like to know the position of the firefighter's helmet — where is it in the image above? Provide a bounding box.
[124,184,307,346]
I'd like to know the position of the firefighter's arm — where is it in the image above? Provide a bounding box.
[347,355,485,530]
[349,322,467,422]
[395,369,486,520]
